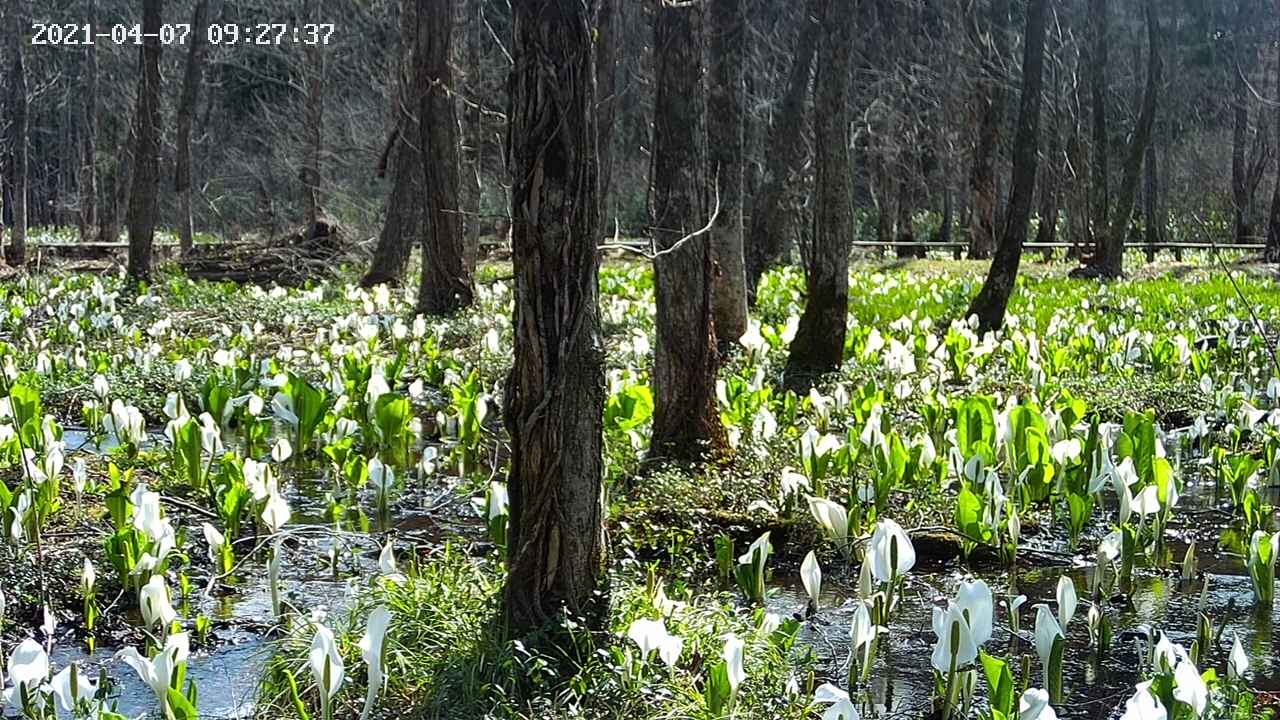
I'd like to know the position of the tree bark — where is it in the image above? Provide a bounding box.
[125,0,163,282]
[785,0,852,386]
[744,12,819,303]
[967,0,1008,260]
[100,113,131,247]
[79,0,99,244]
[650,0,727,462]
[175,0,212,255]
[1088,0,1109,257]
[707,0,748,348]
[460,0,483,272]
[1231,0,1258,246]
[1267,0,1280,262]
[965,0,1049,332]
[7,2,29,266]
[302,0,326,233]
[1094,0,1160,278]
[362,0,421,288]
[1143,137,1160,262]
[503,0,606,637]
[1035,114,1061,260]
[416,0,474,315]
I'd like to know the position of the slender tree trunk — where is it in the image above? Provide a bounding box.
[416,0,474,315]
[125,0,163,282]
[744,12,819,303]
[707,0,748,348]
[967,0,1008,260]
[1035,116,1061,260]
[785,0,852,386]
[596,0,617,226]
[650,0,727,462]
[503,0,605,638]
[100,113,131,247]
[1143,139,1159,262]
[362,0,420,287]
[965,0,1048,332]
[1095,0,1160,278]
[302,0,326,233]
[460,0,483,272]
[1088,0,1109,258]
[894,179,919,258]
[175,0,211,255]
[1267,0,1280,262]
[1232,1,1256,246]
[79,0,99,244]
[7,2,29,266]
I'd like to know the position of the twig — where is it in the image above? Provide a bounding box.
[596,175,722,262]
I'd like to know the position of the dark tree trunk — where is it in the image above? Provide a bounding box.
[125,0,163,282]
[302,0,326,233]
[1232,0,1259,246]
[1035,115,1061,260]
[503,0,606,638]
[744,12,819,303]
[965,0,1049,332]
[79,0,99,244]
[416,0,474,315]
[460,0,483,272]
[7,2,28,266]
[786,0,853,386]
[894,179,921,258]
[363,0,420,288]
[1267,0,1280,262]
[1094,0,1160,278]
[1088,0,1109,257]
[100,113,131,247]
[967,0,1009,260]
[707,0,748,347]
[650,0,727,462]
[1143,139,1160,262]
[175,0,211,255]
[595,0,617,226]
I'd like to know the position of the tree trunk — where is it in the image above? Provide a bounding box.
[1035,115,1061,260]
[175,0,212,255]
[503,0,606,638]
[362,0,420,288]
[894,179,920,258]
[1232,1,1256,246]
[460,0,483,272]
[1143,138,1160,262]
[965,0,1049,332]
[302,0,326,233]
[416,0,474,315]
[1267,0,1280,262]
[744,12,819,303]
[125,0,163,282]
[100,113,132,247]
[1088,0,1109,257]
[596,0,617,226]
[967,0,1009,260]
[7,2,29,266]
[785,0,852,386]
[79,0,99,244]
[707,0,748,348]
[650,0,727,462]
[1094,0,1160,278]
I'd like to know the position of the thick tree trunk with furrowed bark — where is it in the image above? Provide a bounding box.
[126,0,163,282]
[416,0,474,315]
[745,12,819,304]
[966,0,1048,332]
[786,0,853,386]
[503,0,606,638]
[649,0,728,462]
[707,0,748,348]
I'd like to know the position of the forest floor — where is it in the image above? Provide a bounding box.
[1,250,1278,720]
